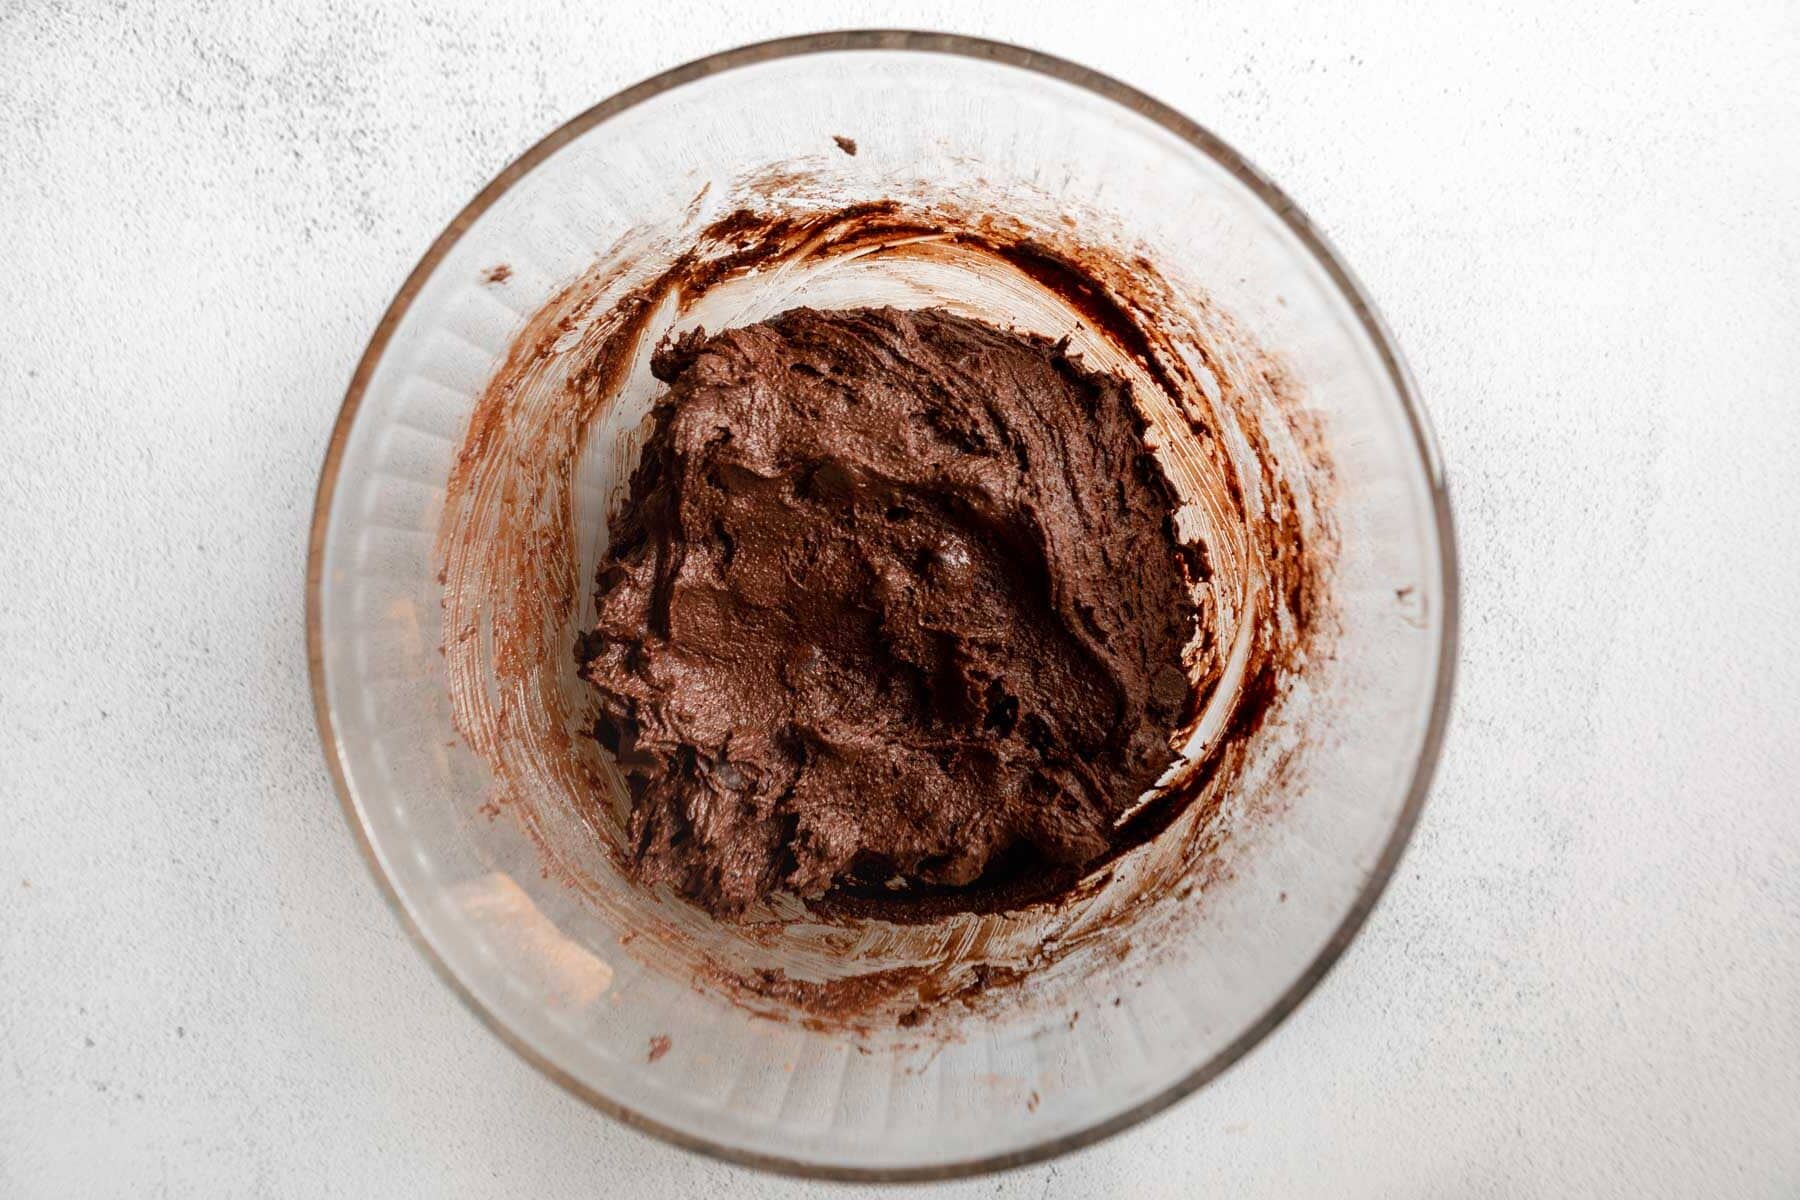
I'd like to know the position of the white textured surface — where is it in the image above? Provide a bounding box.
[2,2,1797,1196]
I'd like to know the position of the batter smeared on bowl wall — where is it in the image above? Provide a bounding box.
[438,192,1337,1024]
[577,307,1204,916]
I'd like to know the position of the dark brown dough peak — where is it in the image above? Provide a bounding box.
[578,307,1197,916]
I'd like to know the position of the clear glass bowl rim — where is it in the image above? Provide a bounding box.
[305,28,1460,1182]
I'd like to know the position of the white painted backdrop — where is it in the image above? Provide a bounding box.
[3,2,1796,1196]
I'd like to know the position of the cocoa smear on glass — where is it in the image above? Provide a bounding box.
[437,196,1334,1032]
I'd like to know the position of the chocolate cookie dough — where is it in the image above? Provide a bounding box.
[578,307,1198,916]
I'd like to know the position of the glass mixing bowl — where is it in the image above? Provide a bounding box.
[307,31,1456,1180]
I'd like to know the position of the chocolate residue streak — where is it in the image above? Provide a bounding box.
[749,965,935,1023]
[646,1034,671,1062]
[987,239,1185,401]
[833,135,858,156]
[483,263,512,285]
[436,174,1337,1036]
